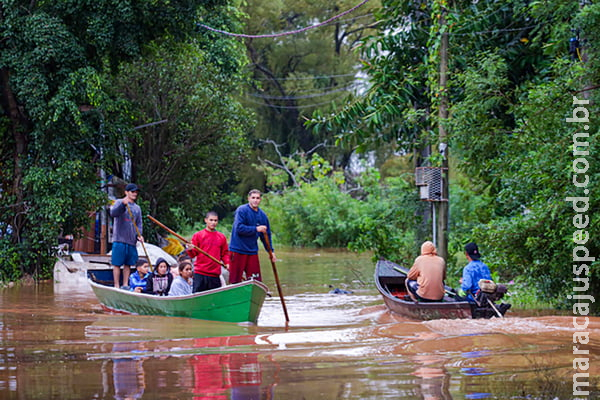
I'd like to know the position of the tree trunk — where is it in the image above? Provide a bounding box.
[1,67,30,246]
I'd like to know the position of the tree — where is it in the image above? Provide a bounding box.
[236,0,380,192]
[0,0,246,279]
[111,40,252,227]
[309,0,600,308]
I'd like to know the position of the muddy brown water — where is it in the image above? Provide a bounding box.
[0,248,598,399]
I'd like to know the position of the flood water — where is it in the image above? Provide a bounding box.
[1,248,598,399]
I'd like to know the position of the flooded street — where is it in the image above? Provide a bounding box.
[1,248,598,399]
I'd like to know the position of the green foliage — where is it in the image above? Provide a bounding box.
[0,0,248,281]
[262,163,421,264]
[303,0,600,312]
[264,178,361,247]
[111,40,252,228]
[237,0,382,192]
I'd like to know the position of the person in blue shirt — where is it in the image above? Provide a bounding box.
[129,259,150,293]
[228,189,276,283]
[460,242,492,302]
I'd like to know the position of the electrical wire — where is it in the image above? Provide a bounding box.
[197,0,371,39]
[251,72,358,81]
[244,95,348,110]
[249,83,359,100]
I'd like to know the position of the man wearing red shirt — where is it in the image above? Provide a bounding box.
[186,211,230,293]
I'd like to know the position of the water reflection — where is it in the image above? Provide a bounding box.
[111,342,146,400]
[1,248,599,399]
[410,354,452,400]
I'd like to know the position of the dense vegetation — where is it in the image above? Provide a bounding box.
[0,0,250,280]
[307,0,599,308]
[0,0,597,312]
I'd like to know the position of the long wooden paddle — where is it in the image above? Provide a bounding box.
[262,233,290,323]
[147,215,227,269]
[126,203,153,271]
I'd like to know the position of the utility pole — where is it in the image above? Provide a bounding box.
[435,3,449,261]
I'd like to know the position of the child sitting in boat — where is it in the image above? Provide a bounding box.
[168,260,194,296]
[143,257,174,296]
[129,259,150,293]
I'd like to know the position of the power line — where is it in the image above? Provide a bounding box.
[251,72,358,81]
[197,0,371,39]
[244,95,347,110]
[249,83,359,100]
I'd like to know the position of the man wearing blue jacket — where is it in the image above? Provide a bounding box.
[229,189,276,283]
[460,242,492,302]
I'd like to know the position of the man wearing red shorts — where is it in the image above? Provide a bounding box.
[228,190,276,283]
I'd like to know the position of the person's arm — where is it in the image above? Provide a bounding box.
[443,262,447,281]
[461,266,473,293]
[109,199,126,217]
[166,274,174,293]
[168,278,183,296]
[221,235,230,268]
[406,263,419,281]
[186,232,200,258]
[257,212,274,251]
[135,205,143,239]
[142,276,154,294]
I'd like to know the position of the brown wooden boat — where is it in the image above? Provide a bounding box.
[375,259,508,320]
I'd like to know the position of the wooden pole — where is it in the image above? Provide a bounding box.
[262,233,290,323]
[435,3,449,261]
[126,203,153,271]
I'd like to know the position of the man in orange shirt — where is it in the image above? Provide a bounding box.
[406,241,446,302]
[186,211,230,293]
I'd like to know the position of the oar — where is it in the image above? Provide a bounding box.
[126,203,153,271]
[262,233,290,323]
[147,215,227,269]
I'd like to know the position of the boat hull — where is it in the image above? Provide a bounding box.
[375,259,473,320]
[88,272,268,323]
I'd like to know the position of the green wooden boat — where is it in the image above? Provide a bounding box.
[88,271,269,323]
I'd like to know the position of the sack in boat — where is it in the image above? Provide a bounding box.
[478,279,497,293]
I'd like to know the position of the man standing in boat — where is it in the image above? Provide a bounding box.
[228,189,276,283]
[186,211,230,292]
[110,183,144,288]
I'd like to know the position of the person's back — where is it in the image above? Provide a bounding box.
[461,242,492,302]
[406,241,446,301]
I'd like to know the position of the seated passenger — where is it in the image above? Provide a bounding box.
[406,241,446,302]
[168,261,194,296]
[460,242,492,302]
[129,259,150,293]
[143,257,173,296]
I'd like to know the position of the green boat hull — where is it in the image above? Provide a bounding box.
[88,277,269,323]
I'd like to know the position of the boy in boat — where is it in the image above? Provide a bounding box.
[109,183,144,288]
[129,258,150,293]
[185,211,230,292]
[406,241,446,302]
[228,189,276,284]
[459,242,492,302]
